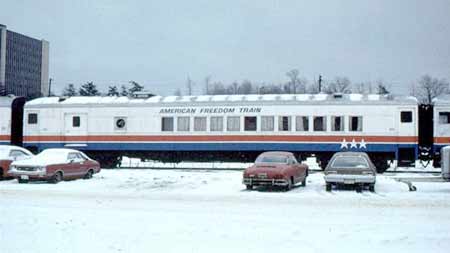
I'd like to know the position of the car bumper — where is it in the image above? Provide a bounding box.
[243,178,289,186]
[8,171,49,180]
[324,174,376,184]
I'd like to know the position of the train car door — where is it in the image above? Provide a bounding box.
[63,113,88,144]
[397,107,417,166]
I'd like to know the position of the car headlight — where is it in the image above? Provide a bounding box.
[362,171,375,176]
[326,170,337,175]
[36,166,46,173]
[8,165,17,172]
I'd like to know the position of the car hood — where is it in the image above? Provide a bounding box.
[11,156,66,167]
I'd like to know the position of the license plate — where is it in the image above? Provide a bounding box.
[20,175,29,180]
[257,173,267,179]
[344,179,354,184]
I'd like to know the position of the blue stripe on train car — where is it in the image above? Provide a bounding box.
[25,142,418,153]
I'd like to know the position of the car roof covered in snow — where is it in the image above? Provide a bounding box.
[25,94,418,107]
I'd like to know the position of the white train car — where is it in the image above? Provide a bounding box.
[0,96,25,146]
[23,94,419,170]
[432,96,450,166]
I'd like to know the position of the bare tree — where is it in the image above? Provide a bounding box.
[204,76,211,95]
[325,76,352,94]
[186,77,194,95]
[415,74,449,103]
[174,88,182,96]
[285,69,307,94]
[238,80,253,94]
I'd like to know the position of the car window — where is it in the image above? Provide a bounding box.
[67,153,78,161]
[75,153,86,161]
[256,155,288,164]
[9,150,29,158]
[331,156,369,169]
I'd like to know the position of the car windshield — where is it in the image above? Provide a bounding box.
[331,156,369,169]
[255,155,288,164]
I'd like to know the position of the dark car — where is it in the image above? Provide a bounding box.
[324,152,376,192]
[243,151,309,191]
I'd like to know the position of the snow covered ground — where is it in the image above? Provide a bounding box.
[1,169,450,253]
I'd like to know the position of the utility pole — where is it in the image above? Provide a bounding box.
[48,78,52,96]
[318,75,322,93]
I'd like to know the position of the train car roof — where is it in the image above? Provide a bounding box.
[433,95,450,105]
[25,93,418,107]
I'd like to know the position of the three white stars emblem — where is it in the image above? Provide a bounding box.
[340,138,367,149]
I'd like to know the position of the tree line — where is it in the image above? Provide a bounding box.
[60,70,449,104]
[62,81,144,97]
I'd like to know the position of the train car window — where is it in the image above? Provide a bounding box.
[161,117,174,131]
[261,116,274,131]
[227,116,240,131]
[177,117,190,131]
[349,116,363,131]
[194,117,207,131]
[28,113,38,124]
[244,117,257,131]
[331,116,344,131]
[296,116,309,131]
[400,111,413,123]
[72,116,81,127]
[210,117,223,131]
[313,116,326,131]
[115,117,127,130]
[439,112,450,124]
[278,116,291,131]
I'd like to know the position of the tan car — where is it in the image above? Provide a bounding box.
[324,152,377,192]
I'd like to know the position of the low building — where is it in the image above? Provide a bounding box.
[0,24,49,99]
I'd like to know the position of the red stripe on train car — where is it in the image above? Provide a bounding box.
[0,135,10,141]
[23,135,418,143]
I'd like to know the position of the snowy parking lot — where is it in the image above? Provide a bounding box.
[1,169,450,253]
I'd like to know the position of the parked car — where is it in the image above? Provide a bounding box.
[324,152,376,192]
[8,148,100,184]
[243,151,308,191]
[0,145,34,179]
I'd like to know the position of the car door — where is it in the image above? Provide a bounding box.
[75,152,89,176]
[66,152,81,177]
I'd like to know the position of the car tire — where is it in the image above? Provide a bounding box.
[356,184,362,193]
[369,184,375,192]
[84,170,94,179]
[50,172,63,184]
[326,183,332,192]
[246,185,253,190]
[285,180,292,191]
[18,178,29,184]
[301,177,307,187]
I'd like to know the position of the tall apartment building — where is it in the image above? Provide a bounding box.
[0,24,49,99]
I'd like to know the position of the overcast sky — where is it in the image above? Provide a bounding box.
[2,0,450,95]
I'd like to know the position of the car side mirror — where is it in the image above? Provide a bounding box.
[69,159,75,163]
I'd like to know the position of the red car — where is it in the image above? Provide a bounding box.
[0,145,34,180]
[243,151,309,191]
[8,148,100,183]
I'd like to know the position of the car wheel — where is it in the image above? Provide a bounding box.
[301,177,307,187]
[285,180,292,191]
[356,184,362,193]
[18,178,29,184]
[369,184,375,192]
[246,185,253,190]
[84,170,94,179]
[50,172,63,184]
[326,183,332,192]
